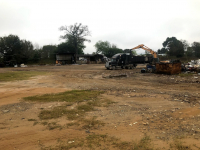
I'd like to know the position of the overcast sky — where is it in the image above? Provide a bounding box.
[0,0,200,54]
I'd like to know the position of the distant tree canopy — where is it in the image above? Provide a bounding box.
[162,37,184,58]
[42,45,57,59]
[185,47,194,57]
[56,42,84,54]
[0,34,34,64]
[59,23,91,62]
[94,40,123,58]
[2,33,200,66]
[157,48,167,54]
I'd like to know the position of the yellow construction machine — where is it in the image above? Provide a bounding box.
[131,44,158,58]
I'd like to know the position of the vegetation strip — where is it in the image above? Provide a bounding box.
[24,90,103,102]
[0,71,47,81]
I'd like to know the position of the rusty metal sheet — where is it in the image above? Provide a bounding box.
[156,62,181,75]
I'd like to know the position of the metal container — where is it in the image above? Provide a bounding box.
[156,61,181,75]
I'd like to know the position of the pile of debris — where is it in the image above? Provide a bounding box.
[184,59,200,72]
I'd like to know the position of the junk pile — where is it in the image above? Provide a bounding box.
[184,59,200,72]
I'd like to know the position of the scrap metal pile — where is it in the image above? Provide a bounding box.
[184,59,200,72]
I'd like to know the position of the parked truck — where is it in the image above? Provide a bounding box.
[105,53,153,70]
[105,44,159,70]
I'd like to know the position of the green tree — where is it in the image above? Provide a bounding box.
[42,45,57,59]
[56,42,84,54]
[94,40,111,54]
[20,40,34,63]
[185,47,194,57]
[162,37,184,57]
[59,23,91,62]
[157,48,167,54]
[106,47,123,58]
[0,34,34,64]
[94,40,123,57]
[191,42,200,57]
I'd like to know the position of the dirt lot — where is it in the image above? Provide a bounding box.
[1,64,200,150]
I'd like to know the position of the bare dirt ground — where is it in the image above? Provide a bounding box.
[1,64,200,150]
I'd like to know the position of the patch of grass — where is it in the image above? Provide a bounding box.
[27,90,115,128]
[132,135,153,150]
[65,109,80,120]
[47,122,62,130]
[87,99,117,107]
[40,134,155,150]
[86,134,109,149]
[24,90,103,103]
[87,100,101,107]
[170,139,191,150]
[77,104,94,112]
[82,117,105,129]
[38,106,68,120]
[27,119,37,121]
[178,73,194,77]
[102,99,117,107]
[0,71,47,82]
[33,121,39,126]
[115,141,131,150]
[41,121,48,126]
[38,105,94,120]
[40,121,62,130]
[41,138,84,150]
[32,90,103,120]
[66,122,80,127]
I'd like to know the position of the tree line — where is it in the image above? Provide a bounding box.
[157,37,200,58]
[1,23,200,66]
[0,23,135,65]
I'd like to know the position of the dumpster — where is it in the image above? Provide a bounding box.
[156,60,181,75]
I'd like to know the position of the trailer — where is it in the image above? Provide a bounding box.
[105,53,153,70]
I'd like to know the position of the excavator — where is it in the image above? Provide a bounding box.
[131,44,159,65]
[130,44,158,59]
[130,44,159,73]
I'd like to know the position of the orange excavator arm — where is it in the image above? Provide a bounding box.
[131,44,157,58]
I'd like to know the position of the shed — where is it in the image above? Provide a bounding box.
[56,53,75,64]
